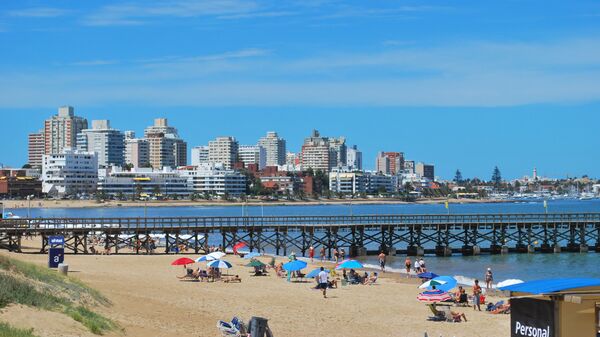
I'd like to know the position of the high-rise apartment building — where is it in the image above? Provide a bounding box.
[403,160,415,174]
[125,138,150,168]
[27,131,45,167]
[44,106,88,155]
[415,162,435,180]
[258,131,286,166]
[239,145,266,169]
[76,120,125,168]
[346,145,362,170]
[191,146,209,166]
[300,130,346,171]
[208,137,239,169]
[375,152,404,175]
[144,118,187,169]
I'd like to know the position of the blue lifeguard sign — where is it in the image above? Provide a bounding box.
[48,236,64,268]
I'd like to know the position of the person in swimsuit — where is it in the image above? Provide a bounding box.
[404,257,412,278]
[485,268,493,290]
[308,246,315,262]
[473,279,482,311]
[378,251,386,272]
[319,247,326,262]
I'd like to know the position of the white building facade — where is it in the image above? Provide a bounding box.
[258,131,286,166]
[178,164,246,197]
[76,120,125,168]
[97,168,190,198]
[42,149,98,196]
[191,146,209,166]
[239,145,266,169]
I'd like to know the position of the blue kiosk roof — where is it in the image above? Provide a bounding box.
[499,278,600,295]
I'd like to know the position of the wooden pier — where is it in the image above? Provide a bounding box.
[1,213,599,256]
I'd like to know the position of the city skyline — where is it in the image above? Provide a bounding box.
[6,108,600,180]
[2,1,600,179]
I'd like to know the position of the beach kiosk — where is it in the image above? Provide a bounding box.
[500,278,600,337]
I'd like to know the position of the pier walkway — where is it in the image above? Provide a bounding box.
[1,213,599,256]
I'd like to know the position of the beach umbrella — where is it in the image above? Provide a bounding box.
[417,289,452,303]
[206,251,226,261]
[282,260,307,272]
[246,260,266,268]
[417,272,439,280]
[420,276,458,292]
[243,252,261,259]
[335,259,363,270]
[195,255,209,262]
[497,279,524,289]
[208,260,233,269]
[233,242,247,254]
[171,257,195,266]
[306,268,329,279]
[419,279,447,289]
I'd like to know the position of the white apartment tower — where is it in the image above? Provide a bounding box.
[76,120,125,168]
[44,106,88,155]
[346,145,362,170]
[191,146,209,166]
[258,131,286,166]
[42,148,98,196]
[208,136,239,169]
[239,145,266,169]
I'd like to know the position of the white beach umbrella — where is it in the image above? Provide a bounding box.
[206,251,226,260]
[419,279,448,289]
[497,279,524,289]
[207,260,233,269]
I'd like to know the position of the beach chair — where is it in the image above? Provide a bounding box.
[217,316,247,337]
[427,304,446,322]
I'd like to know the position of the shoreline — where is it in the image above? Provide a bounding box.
[1,197,509,210]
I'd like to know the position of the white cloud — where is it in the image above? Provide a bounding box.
[82,0,258,26]
[7,7,70,18]
[3,38,600,108]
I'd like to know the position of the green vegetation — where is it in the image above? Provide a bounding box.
[65,306,117,335]
[0,322,38,337]
[0,255,116,335]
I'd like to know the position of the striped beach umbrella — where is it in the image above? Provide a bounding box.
[206,251,226,261]
[417,290,452,303]
[207,259,233,269]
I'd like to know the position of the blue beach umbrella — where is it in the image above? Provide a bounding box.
[335,259,363,270]
[306,268,329,279]
[207,260,233,269]
[417,272,439,280]
[243,252,261,259]
[196,255,208,262]
[420,276,458,292]
[282,260,307,272]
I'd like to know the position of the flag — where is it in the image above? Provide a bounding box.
[444,200,449,209]
[543,200,547,209]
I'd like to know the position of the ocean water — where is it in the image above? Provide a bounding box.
[6,199,600,284]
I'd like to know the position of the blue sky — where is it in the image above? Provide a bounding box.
[1,0,600,179]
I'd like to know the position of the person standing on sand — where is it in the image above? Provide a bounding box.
[473,279,482,311]
[485,268,493,290]
[414,259,421,274]
[340,248,345,260]
[318,267,329,298]
[320,247,326,262]
[309,246,315,263]
[404,257,412,278]
[419,258,426,273]
[333,248,339,263]
[378,251,386,272]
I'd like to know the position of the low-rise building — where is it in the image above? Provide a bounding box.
[178,164,246,197]
[329,171,366,194]
[97,167,191,198]
[0,172,42,198]
[42,149,98,196]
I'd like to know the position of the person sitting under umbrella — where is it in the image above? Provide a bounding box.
[363,272,378,285]
[429,303,468,322]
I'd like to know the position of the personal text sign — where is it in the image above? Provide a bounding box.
[511,298,554,337]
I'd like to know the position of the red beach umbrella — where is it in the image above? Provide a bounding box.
[417,290,452,303]
[171,257,195,266]
[233,242,247,254]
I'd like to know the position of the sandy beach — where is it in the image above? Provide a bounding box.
[1,197,504,210]
[0,240,510,337]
